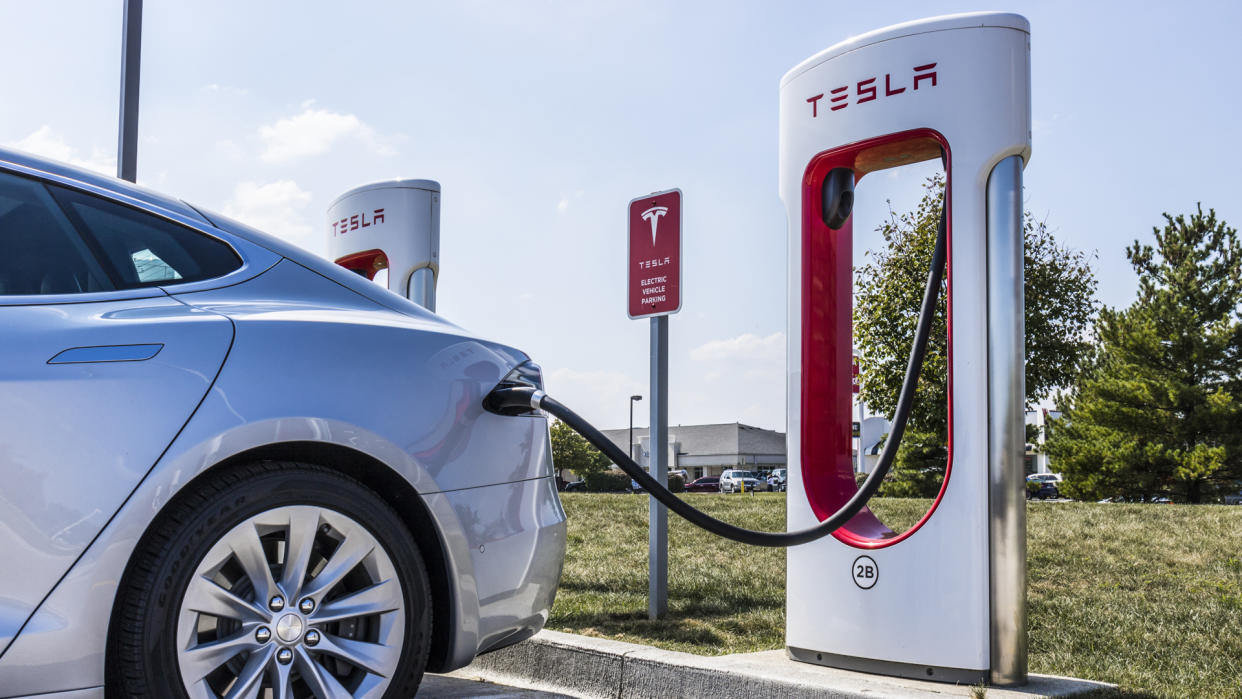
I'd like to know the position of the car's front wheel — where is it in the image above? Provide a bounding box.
[108,462,431,698]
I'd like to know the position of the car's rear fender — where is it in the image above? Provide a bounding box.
[0,413,482,695]
[171,258,547,493]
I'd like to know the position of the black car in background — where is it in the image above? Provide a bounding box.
[686,476,721,493]
[1028,482,1060,500]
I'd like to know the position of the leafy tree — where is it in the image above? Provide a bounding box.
[550,418,610,483]
[854,175,1098,496]
[1046,206,1242,503]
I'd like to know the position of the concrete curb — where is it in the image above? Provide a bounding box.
[449,630,1115,699]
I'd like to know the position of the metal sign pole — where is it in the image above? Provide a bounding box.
[117,0,143,183]
[628,187,679,621]
[648,314,668,619]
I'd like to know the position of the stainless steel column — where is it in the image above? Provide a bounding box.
[649,314,668,619]
[986,154,1027,685]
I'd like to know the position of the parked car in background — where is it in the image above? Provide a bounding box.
[686,476,721,493]
[768,468,788,492]
[562,480,587,492]
[1098,495,1173,504]
[1027,482,1060,500]
[1026,472,1062,484]
[720,469,765,493]
[631,470,689,493]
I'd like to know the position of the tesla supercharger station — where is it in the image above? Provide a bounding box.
[327,180,441,310]
[782,13,1030,685]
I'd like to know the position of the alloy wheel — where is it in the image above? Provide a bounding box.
[175,505,406,699]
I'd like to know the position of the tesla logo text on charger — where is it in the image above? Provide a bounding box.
[806,63,937,117]
[332,208,386,236]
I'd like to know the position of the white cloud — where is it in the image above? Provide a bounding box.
[213,138,245,160]
[11,126,113,175]
[690,331,785,363]
[557,197,569,214]
[258,107,392,162]
[222,180,316,251]
[543,367,645,429]
[680,332,787,430]
[201,83,248,95]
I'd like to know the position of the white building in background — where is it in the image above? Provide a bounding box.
[600,423,786,480]
[852,383,891,474]
[855,415,892,474]
[1025,408,1061,475]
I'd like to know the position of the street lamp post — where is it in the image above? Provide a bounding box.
[629,395,642,462]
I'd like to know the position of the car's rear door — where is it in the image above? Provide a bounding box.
[0,169,272,655]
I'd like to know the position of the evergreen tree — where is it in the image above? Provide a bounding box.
[1047,206,1242,503]
[854,175,1098,496]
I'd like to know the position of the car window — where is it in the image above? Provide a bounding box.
[49,185,240,289]
[0,171,112,295]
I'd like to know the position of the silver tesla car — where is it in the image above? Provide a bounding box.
[0,146,566,698]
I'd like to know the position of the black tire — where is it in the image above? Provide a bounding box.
[107,461,431,698]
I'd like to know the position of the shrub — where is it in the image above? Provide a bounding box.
[668,474,685,493]
[585,470,630,492]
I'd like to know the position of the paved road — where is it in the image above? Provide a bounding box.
[417,674,577,698]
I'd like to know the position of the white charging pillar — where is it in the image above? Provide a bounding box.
[327,180,441,311]
[781,13,1030,685]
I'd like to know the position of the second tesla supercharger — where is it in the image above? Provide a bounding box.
[782,13,1030,684]
[327,179,441,310]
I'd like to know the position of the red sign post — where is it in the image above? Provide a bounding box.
[628,189,682,318]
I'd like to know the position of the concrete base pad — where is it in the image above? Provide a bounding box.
[450,630,1114,699]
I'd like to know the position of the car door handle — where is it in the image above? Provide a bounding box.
[47,344,164,364]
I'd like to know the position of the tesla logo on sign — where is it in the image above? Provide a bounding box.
[628,190,681,319]
[641,205,669,245]
[806,63,938,117]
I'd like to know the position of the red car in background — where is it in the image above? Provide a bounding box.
[686,476,721,493]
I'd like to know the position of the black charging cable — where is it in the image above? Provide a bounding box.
[487,206,946,546]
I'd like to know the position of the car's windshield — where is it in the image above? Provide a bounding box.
[732,471,756,479]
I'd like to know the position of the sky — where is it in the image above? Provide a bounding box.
[2,1,1239,433]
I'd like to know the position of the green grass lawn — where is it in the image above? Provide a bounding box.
[548,493,1242,698]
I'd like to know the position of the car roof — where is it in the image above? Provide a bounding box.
[0,146,211,224]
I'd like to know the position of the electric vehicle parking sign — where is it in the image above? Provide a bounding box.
[628,189,682,318]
